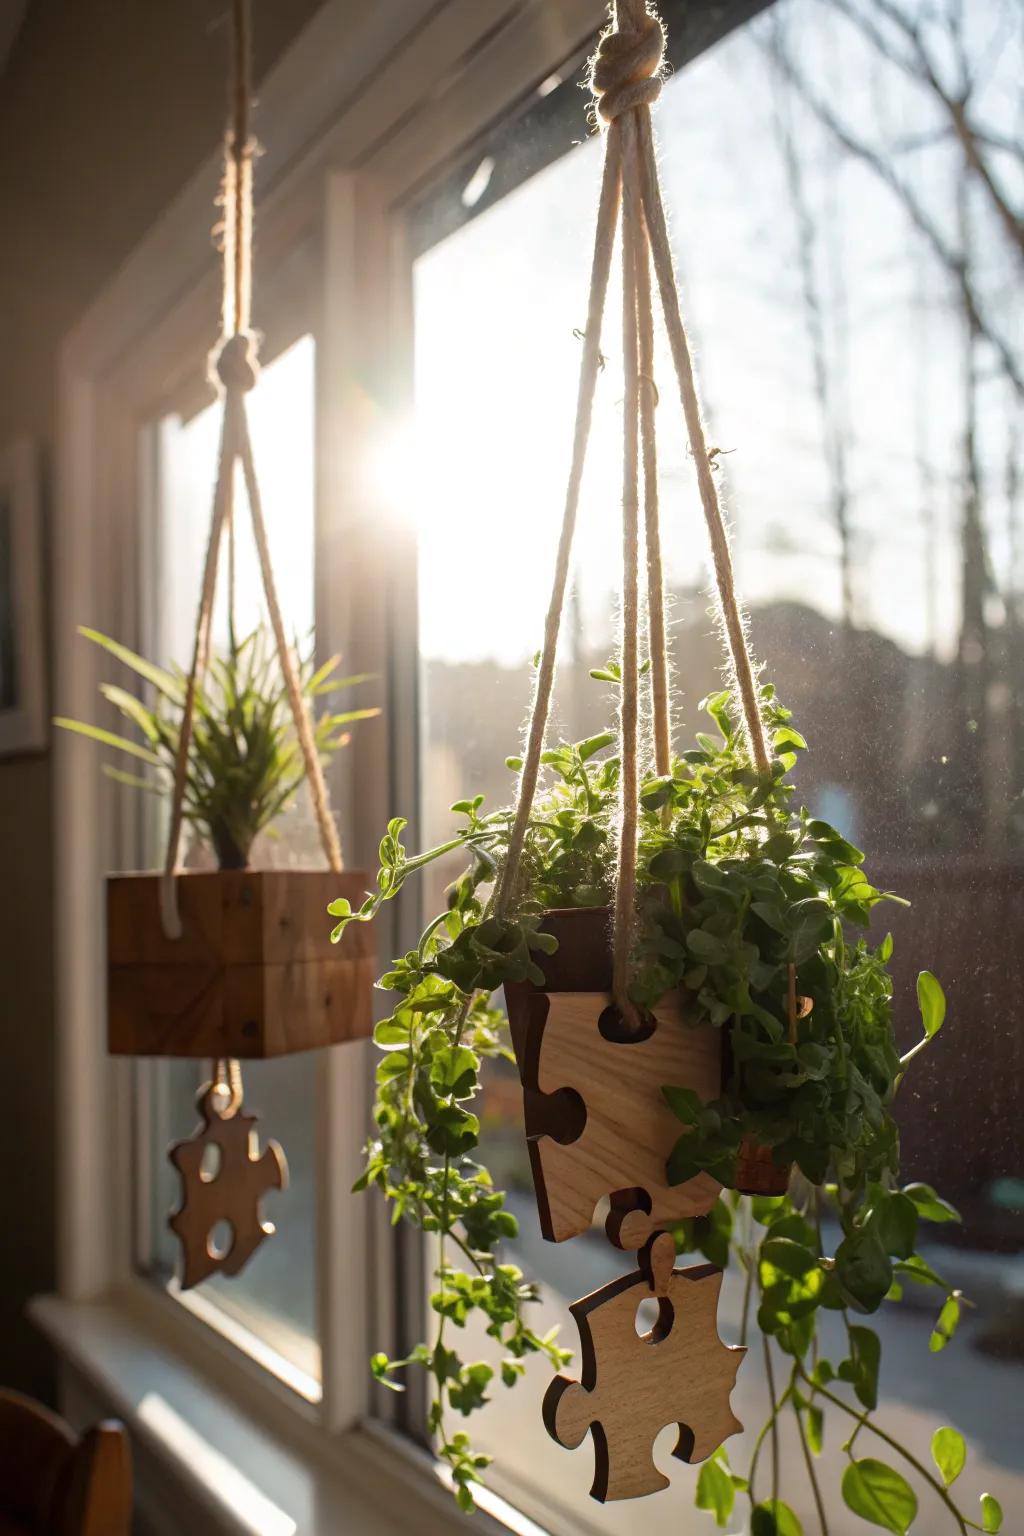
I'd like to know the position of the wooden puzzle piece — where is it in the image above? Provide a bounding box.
[543,1232,746,1502]
[168,1082,287,1290]
[522,991,721,1247]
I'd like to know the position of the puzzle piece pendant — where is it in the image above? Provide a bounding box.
[544,1232,746,1501]
[522,989,721,1249]
[168,1080,287,1290]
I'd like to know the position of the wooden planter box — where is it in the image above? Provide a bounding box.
[107,869,374,1058]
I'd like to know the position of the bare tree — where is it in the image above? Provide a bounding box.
[765,0,1022,850]
[769,18,856,627]
[952,180,991,844]
[828,0,1024,263]
[765,10,1024,399]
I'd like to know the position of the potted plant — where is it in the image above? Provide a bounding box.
[328,677,999,1532]
[57,624,378,1058]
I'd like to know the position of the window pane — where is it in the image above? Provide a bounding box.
[414,0,1022,1526]
[139,335,320,1386]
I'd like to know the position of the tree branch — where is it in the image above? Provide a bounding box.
[826,0,1024,263]
[765,32,1024,398]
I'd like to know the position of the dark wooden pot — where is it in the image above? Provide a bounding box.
[503,906,613,1073]
[734,1135,791,1197]
[107,869,374,1058]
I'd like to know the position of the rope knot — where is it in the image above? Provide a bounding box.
[211,331,260,393]
[591,7,664,122]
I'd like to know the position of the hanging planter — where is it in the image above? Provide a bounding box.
[55,0,376,1288]
[329,3,987,1527]
[61,625,377,1060]
[56,10,377,1066]
[106,866,373,1059]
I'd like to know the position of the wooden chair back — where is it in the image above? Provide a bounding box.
[0,1390,131,1536]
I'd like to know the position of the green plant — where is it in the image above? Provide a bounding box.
[332,678,996,1531]
[55,625,376,868]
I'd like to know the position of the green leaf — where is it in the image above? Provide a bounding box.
[980,1492,1003,1532]
[78,626,184,701]
[806,1402,823,1455]
[751,1499,803,1536]
[686,928,730,963]
[835,1227,893,1313]
[931,1426,966,1487]
[870,1191,918,1260]
[662,1085,702,1125]
[426,1105,480,1157]
[370,1352,403,1391]
[763,831,798,862]
[373,1017,410,1047]
[578,731,616,760]
[903,1182,961,1224]
[930,1293,961,1352]
[695,1452,735,1527]
[53,717,163,765]
[102,764,161,792]
[99,682,161,741]
[786,897,832,961]
[916,971,946,1037]
[839,1325,881,1410]
[431,1045,480,1099]
[774,726,808,751]
[760,1237,818,1279]
[841,1459,917,1533]
[894,1253,946,1289]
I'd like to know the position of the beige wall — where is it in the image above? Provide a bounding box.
[0,0,323,1399]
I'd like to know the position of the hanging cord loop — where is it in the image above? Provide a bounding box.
[159,0,342,944]
[212,1057,244,1117]
[591,0,664,122]
[611,108,645,1029]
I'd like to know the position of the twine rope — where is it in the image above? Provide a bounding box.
[633,165,671,783]
[634,103,770,774]
[159,0,341,943]
[494,122,623,919]
[612,109,644,1027]
[213,1057,245,1116]
[496,0,770,1018]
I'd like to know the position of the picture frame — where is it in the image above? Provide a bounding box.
[0,438,46,756]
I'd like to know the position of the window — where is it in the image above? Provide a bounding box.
[136,335,322,1388]
[412,0,1022,1526]
[49,1,1021,1528]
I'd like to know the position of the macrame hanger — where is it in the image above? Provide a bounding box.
[159,0,343,953]
[212,1056,244,1116]
[496,0,771,1026]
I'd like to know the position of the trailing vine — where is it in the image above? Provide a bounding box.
[333,681,1001,1531]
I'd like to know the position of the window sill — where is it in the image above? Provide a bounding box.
[29,1292,549,1536]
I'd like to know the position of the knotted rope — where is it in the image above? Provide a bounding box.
[495,0,770,1023]
[159,0,342,947]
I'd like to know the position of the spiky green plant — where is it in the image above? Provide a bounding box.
[56,626,376,867]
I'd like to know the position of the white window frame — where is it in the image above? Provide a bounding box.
[42,2,606,1532]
